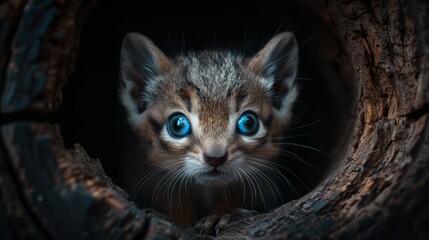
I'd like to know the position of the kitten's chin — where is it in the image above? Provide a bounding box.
[194,169,236,186]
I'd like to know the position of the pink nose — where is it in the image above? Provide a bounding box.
[203,153,228,167]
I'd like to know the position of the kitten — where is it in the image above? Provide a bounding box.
[118,32,299,226]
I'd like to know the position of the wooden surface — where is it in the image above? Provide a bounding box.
[0,0,428,239]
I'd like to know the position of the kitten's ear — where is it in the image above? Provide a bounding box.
[120,32,172,115]
[248,32,299,112]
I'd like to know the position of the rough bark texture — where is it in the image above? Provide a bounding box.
[0,0,428,239]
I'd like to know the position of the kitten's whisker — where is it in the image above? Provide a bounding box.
[168,168,187,215]
[239,168,255,209]
[247,156,300,197]
[276,143,331,160]
[101,147,146,159]
[247,158,297,197]
[274,21,286,35]
[205,184,212,207]
[298,31,320,48]
[111,140,152,149]
[272,131,331,140]
[173,169,188,212]
[248,166,267,209]
[250,156,313,192]
[184,169,192,195]
[223,185,229,210]
[127,155,179,191]
[158,171,178,211]
[167,168,179,213]
[277,148,306,162]
[132,167,165,199]
[243,165,266,210]
[116,160,148,181]
[234,170,247,205]
[248,163,283,205]
[151,163,183,206]
[180,168,191,197]
[284,119,321,133]
[177,172,186,214]
[275,150,322,176]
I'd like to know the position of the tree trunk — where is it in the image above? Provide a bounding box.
[0,0,428,239]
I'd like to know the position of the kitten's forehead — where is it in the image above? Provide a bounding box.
[154,50,271,127]
[179,51,243,99]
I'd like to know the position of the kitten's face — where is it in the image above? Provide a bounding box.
[120,33,298,186]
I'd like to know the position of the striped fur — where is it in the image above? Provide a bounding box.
[119,32,299,224]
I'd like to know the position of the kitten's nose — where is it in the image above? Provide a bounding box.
[203,152,228,167]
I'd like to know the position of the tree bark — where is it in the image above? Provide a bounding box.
[0,0,428,239]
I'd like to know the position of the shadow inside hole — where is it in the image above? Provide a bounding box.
[59,0,354,217]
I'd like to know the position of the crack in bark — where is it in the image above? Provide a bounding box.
[402,104,429,121]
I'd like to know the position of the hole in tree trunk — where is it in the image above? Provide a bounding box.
[59,0,356,225]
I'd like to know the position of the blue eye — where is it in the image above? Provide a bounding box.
[167,113,192,138]
[237,112,259,136]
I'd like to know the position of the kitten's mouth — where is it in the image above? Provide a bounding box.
[195,167,236,186]
[206,168,222,177]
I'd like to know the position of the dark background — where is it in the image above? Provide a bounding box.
[59,0,353,201]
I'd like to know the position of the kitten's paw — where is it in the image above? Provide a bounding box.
[229,208,259,221]
[194,209,258,236]
[193,215,220,235]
